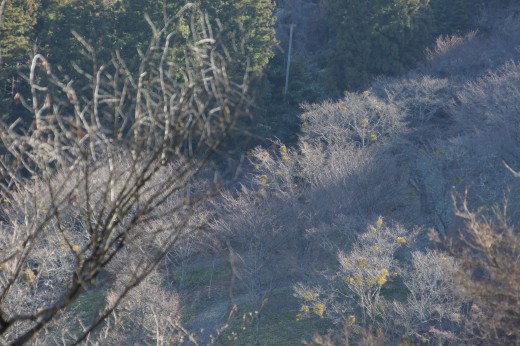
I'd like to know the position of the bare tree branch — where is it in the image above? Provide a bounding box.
[0,6,251,344]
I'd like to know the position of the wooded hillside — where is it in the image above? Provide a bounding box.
[0,0,519,344]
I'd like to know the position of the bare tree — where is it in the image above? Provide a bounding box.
[0,4,251,344]
[448,188,520,344]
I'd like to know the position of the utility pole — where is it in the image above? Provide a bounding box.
[284,24,296,99]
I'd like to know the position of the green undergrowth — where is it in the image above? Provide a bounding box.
[175,263,232,288]
[73,289,106,319]
[64,289,107,340]
[218,288,332,345]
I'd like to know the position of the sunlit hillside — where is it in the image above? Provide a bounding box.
[0,0,518,344]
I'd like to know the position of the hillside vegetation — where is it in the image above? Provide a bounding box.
[207,5,520,344]
[0,0,519,345]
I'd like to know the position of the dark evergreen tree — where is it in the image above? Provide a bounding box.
[430,0,475,35]
[0,0,39,119]
[34,0,275,79]
[199,0,276,76]
[0,0,38,65]
[35,0,119,80]
[323,0,432,92]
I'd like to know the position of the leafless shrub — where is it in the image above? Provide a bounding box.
[219,107,419,284]
[301,91,404,148]
[34,268,190,345]
[383,74,453,124]
[294,219,416,326]
[249,142,301,199]
[426,31,479,68]
[426,4,520,78]
[294,223,467,345]
[389,250,461,343]
[440,59,520,207]
[250,133,413,235]
[296,142,367,191]
[98,269,186,345]
[210,185,291,345]
[453,61,520,128]
[334,222,410,325]
[447,192,520,344]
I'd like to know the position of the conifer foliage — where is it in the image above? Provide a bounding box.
[322,0,432,91]
[0,0,38,117]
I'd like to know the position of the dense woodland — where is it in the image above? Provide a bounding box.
[0,0,519,344]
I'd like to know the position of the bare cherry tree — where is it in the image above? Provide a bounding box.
[0,4,251,344]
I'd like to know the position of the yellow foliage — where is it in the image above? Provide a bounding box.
[178,17,190,38]
[261,150,270,160]
[360,118,369,128]
[0,262,8,272]
[72,244,80,252]
[369,96,382,109]
[348,315,356,324]
[300,305,310,313]
[313,303,326,317]
[376,216,383,227]
[355,274,363,285]
[396,236,406,245]
[374,269,389,286]
[370,134,378,142]
[23,268,36,283]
